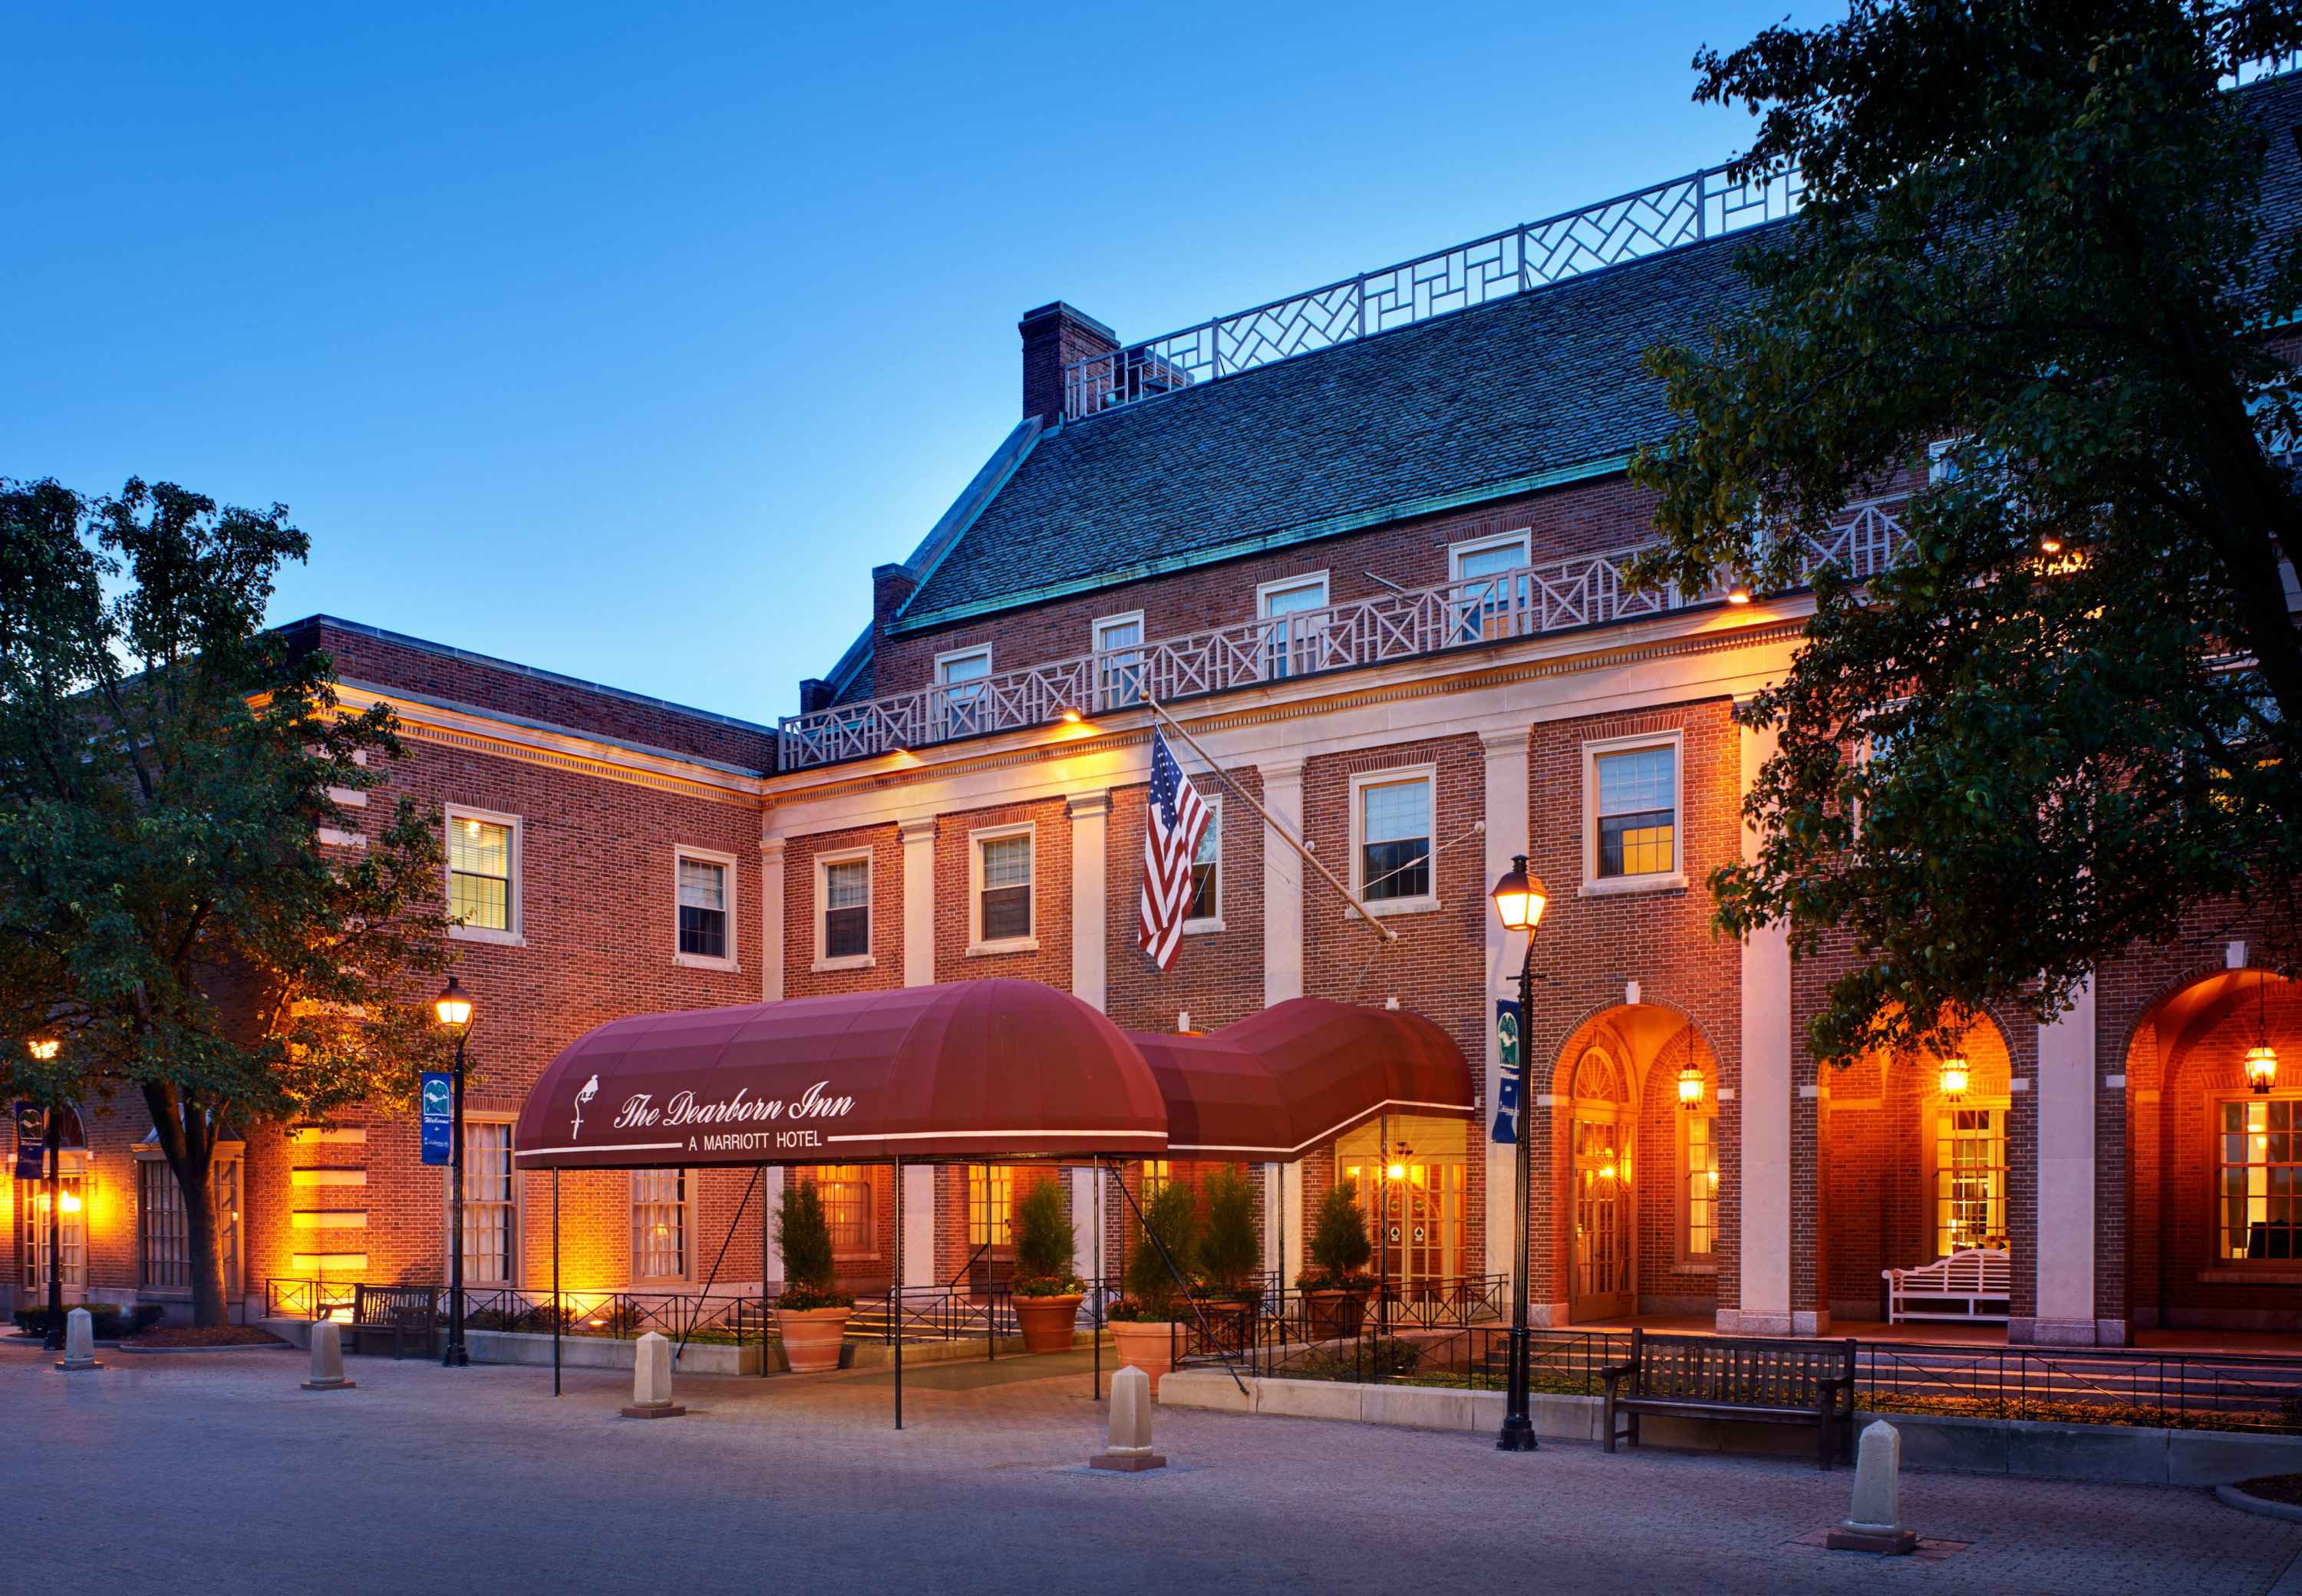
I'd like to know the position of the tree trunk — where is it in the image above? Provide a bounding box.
[144,1082,227,1327]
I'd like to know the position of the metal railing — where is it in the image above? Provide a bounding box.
[1222,1321,2302,1433]
[1064,160,1805,420]
[777,495,1911,769]
[1174,1273,1508,1364]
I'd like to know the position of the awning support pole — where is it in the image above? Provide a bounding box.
[1104,1157,1249,1396]
[760,1169,772,1379]
[892,1156,904,1431]
[1092,1164,1103,1403]
[551,1169,562,1398]
[676,1165,760,1370]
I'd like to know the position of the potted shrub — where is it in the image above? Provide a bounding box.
[772,1179,856,1373]
[1106,1176,1199,1395]
[1196,1164,1261,1354]
[1008,1177,1086,1353]
[1296,1179,1374,1339]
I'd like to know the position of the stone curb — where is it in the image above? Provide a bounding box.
[2215,1482,2302,1522]
[115,1341,295,1356]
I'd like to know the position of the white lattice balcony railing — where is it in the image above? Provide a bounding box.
[1064,158,1806,420]
[776,496,1911,770]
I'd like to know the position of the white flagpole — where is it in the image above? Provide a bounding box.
[1142,694,1397,945]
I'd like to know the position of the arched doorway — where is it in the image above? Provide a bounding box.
[19,1102,87,1304]
[1567,1047,1633,1319]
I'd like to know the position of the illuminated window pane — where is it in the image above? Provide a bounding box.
[1595,747,1676,878]
[632,1169,688,1280]
[2220,1098,2302,1261]
[1935,1107,2007,1255]
[449,817,513,931]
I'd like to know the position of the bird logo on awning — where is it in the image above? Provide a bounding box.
[572,1074,599,1139]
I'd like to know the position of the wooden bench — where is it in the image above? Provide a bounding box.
[1601,1328,1858,1470]
[1882,1248,2010,1324]
[348,1284,438,1359]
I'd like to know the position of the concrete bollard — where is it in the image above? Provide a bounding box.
[301,1320,355,1391]
[620,1331,686,1420]
[1088,1364,1166,1472]
[54,1307,100,1372]
[1826,1420,1919,1554]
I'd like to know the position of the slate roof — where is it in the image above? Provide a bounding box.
[891,71,2302,631]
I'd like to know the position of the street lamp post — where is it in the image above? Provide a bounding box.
[1489,855,1548,1453]
[434,977,476,1368]
[28,1037,64,1352]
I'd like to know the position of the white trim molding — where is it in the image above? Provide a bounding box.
[1348,763,1440,917]
[672,844,741,972]
[967,819,1039,956]
[444,803,525,946]
[1579,728,1688,897]
[810,845,876,973]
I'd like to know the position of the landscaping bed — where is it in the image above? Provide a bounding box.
[121,1326,285,1350]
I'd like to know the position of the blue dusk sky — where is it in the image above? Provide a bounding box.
[4,2,1834,726]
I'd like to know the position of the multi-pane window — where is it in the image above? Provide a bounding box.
[632,1169,688,1281]
[823,857,870,960]
[677,856,729,960]
[2220,1100,2302,1261]
[1453,535,1531,642]
[938,648,992,735]
[978,833,1033,943]
[1094,614,1145,708]
[1186,802,1221,922]
[1359,776,1432,903]
[968,1164,1015,1249]
[139,1159,189,1289]
[1141,1159,1172,1200]
[460,1121,516,1285]
[1595,746,1676,879]
[449,816,513,931]
[1936,1107,2007,1256]
[1683,1112,1718,1261]
[1259,575,1328,679]
[814,1166,872,1255]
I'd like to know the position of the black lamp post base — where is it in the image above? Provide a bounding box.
[1496,1420,1539,1452]
[442,1347,470,1367]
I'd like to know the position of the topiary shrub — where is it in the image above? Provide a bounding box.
[1011,1178,1082,1295]
[1199,1165,1260,1297]
[1122,1176,1199,1318]
[1300,1179,1374,1290]
[775,1179,854,1311]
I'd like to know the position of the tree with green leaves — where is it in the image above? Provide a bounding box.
[1631,1,2302,1066]
[0,477,453,1326]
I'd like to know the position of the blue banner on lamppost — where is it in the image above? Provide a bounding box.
[12,1102,44,1179]
[420,1072,453,1166]
[1492,999,1522,1143]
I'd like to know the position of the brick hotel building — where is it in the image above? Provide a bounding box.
[12,74,2302,1349]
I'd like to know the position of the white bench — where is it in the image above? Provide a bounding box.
[1882,1248,2010,1324]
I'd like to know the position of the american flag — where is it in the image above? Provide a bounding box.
[1138,727,1211,972]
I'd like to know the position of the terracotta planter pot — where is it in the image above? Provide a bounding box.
[1194,1297,1255,1356]
[1108,1319,1179,1396]
[1012,1292,1083,1354]
[1303,1289,1367,1340]
[773,1304,852,1373]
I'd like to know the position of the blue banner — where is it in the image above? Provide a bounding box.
[1491,999,1522,1143]
[420,1072,453,1166]
[13,1102,44,1180]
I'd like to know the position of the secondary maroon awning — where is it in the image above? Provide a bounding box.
[512,979,1169,1169]
[1130,998,1474,1158]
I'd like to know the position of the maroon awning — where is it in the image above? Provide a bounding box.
[512,979,1169,1169]
[1130,998,1474,1158]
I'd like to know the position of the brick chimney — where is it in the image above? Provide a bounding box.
[1019,302,1118,424]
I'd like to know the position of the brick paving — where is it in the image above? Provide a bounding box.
[8,1341,2298,1594]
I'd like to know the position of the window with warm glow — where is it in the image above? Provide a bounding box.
[1595,746,1676,879]
[968,1164,1015,1250]
[2220,1098,2302,1261]
[1681,1110,1718,1263]
[813,1166,872,1255]
[449,815,513,931]
[632,1168,689,1281]
[460,1121,516,1286]
[1935,1107,2007,1255]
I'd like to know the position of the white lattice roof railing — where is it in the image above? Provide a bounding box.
[776,495,1911,770]
[1062,159,1805,420]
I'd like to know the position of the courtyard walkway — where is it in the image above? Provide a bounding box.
[7,1340,2297,1594]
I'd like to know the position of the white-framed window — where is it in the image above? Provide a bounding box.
[138,1157,188,1290]
[1677,1105,1719,1268]
[813,1165,874,1257]
[631,1168,689,1283]
[1449,529,1532,642]
[445,805,523,943]
[673,846,739,970]
[1093,611,1146,709]
[969,823,1037,954]
[1350,766,1436,914]
[1937,1104,2009,1256]
[935,645,993,737]
[813,846,874,970]
[969,1164,1016,1249]
[457,1118,518,1288]
[1256,572,1329,680]
[1185,797,1222,928]
[1580,732,1685,895]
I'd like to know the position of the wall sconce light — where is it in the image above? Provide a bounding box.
[1677,1063,1706,1110]
[1938,1057,1971,1103]
[2249,970,2280,1094]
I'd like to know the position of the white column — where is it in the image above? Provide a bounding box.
[1261,758,1306,1006]
[1070,1167,1099,1281]
[1282,1159,1304,1283]
[1262,1164,1281,1278]
[1480,728,1529,1278]
[760,837,787,1003]
[1068,791,1110,1011]
[1735,716,1794,1336]
[2033,975,2099,1344]
[763,1167,785,1288]
[903,1166,936,1290]
[899,816,936,988]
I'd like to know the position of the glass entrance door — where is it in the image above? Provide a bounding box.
[25,1159,87,1304]
[1569,1115,1632,1320]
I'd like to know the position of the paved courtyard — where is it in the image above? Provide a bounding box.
[9,1340,2300,1594]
